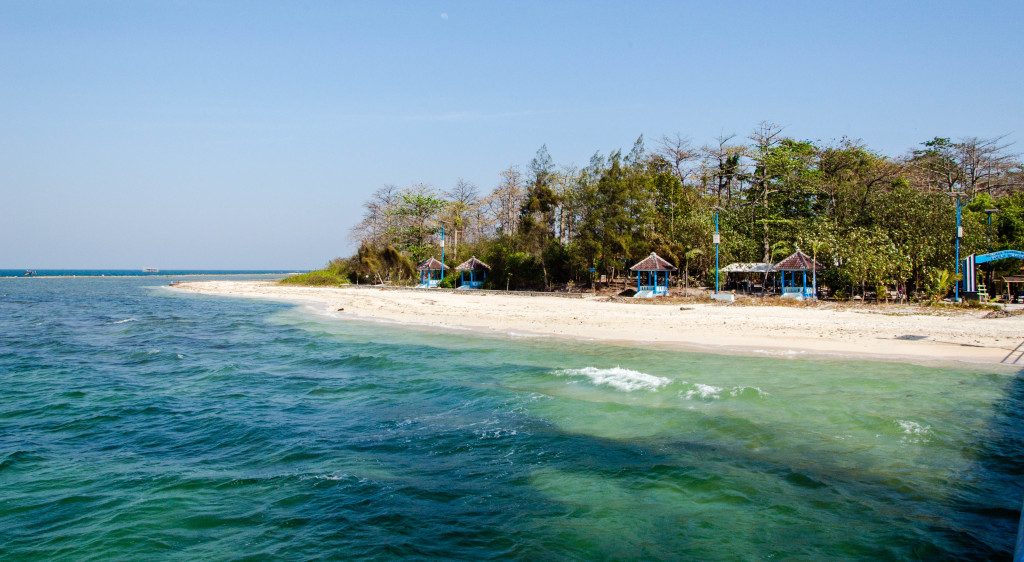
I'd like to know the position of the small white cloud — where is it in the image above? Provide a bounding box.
[440,13,448,20]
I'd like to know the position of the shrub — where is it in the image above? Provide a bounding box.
[279,270,349,287]
[279,257,352,287]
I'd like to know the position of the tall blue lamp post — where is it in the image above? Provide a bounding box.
[713,207,721,294]
[954,194,966,302]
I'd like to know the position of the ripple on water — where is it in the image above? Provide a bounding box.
[0,276,1020,560]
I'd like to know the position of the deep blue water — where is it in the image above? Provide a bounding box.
[1,276,1022,560]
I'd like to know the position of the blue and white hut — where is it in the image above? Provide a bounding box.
[454,256,489,289]
[629,252,678,298]
[774,249,824,300]
[416,257,447,288]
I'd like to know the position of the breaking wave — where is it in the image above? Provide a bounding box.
[557,366,671,392]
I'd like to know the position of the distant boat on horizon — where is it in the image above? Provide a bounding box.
[142,268,159,273]
[24,270,36,276]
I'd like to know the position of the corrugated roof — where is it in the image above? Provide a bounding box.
[454,256,490,272]
[774,250,824,271]
[415,257,447,271]
[721,262,774,273]
[629,252,678,272]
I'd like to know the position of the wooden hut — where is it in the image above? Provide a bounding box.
[454,256,490,289]
[416,257,447,288]
[773,249,824,300]
[629,252,677,298]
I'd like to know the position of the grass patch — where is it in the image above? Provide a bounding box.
[279,269,350,287]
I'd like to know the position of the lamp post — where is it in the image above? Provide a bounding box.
[713,207,722,294]
[954,194,966,302]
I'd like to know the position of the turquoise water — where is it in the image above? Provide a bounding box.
[1,277,1022,559]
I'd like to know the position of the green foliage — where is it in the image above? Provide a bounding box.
[439,272,458,289]
[924,268,960,303]
[340,131,1021,298]
[352,244,415,284]
[279,257,352,287]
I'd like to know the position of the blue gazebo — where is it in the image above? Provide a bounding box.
[774,249,823,300]
[629,252,677,298]
[416,257,447,288]
[454,256,489,289]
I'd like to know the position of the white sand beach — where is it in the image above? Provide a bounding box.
[171,280,1024,365]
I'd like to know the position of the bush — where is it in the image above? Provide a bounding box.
[439,273,459,289]
[279,270,349,287]
[279,257,353,287]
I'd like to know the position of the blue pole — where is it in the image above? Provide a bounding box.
[955,198,961,302]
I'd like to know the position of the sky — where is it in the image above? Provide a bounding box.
[1,1,1022,269]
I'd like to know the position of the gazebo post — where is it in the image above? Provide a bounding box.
[803,270,807,297]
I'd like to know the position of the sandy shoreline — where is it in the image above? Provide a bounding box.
[169,280,1024,366]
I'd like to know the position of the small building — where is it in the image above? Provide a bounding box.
[629,252,677,298]
[454,256,490,289]
[721,262,774,294]
[416,257,447,288]
[774,249,824,300]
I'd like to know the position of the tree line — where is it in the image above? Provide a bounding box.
[340,122,1023,298]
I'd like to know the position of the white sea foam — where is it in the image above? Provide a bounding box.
[110,318,137,324]
[682,383,724,400]
[896,419,931,435]
[751,349,806,356]
[896,419,932,443]
[557,366,670,392]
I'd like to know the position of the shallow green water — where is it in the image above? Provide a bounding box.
[1,277,1021,559]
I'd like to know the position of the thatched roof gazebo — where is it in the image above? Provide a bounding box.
[416,257,447,288]
[454,256,490,289]
[629,252,677,298]
[773,249,824,300]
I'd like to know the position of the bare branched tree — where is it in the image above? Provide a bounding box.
[442,178,480,259]
[749,121,786,262]
[349,184,400,247]
[658,133,699,185]
[492,166,524,235]
[702,134,743,207]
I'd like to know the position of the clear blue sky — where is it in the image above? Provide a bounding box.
[2,1,1021,269]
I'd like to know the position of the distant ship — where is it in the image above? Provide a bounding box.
[24,270,36,276]
[142,268,159,273]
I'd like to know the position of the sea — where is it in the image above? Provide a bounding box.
[1,273,1022,560]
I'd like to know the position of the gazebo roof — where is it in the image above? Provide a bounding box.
[629,252,678,272]
[416,257,448,271]
[454,256,490,272]
[722,262,774,273]
[774,250,824,271]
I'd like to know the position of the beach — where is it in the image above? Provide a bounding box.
[172,280,1024,364]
